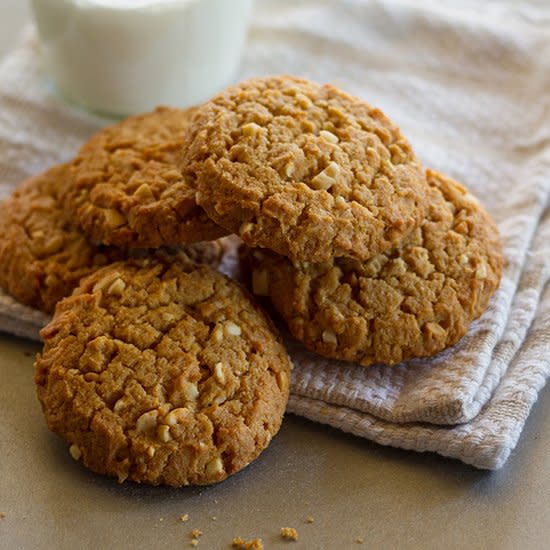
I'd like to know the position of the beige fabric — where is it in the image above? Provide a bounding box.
[2,0,550,469]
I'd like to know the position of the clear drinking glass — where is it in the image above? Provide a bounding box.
[30,0,254,116]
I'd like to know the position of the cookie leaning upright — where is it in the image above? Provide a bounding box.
[180,76,428,262]
[243,170,503,367]
[63,106,227,248]
[35,258,291,486]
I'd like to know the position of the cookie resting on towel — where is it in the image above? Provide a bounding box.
[0,164,228,314]
[181,75,428,262]
[63,106,227,248]
[243,170,503,366]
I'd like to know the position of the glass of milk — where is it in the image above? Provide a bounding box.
[30,0,253,116]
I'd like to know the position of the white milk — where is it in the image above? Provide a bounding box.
[31,0,253,116]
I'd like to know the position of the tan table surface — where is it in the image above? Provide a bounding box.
[2,3,550,549]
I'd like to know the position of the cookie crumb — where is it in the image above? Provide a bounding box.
[180,514,189,522]
[305,516,314,524]
[69,444,82,461]
[191,529,203,538]
[280,527,299,541]
[355,537,364,544]
[0,512,5,519]
[190,540,199,547]
[211,516,217,521]
[232,536,263,550]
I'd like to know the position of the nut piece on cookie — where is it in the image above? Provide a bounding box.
[181,75,428,262]
[63,106,227,248]
[242,170,503,366]
[34,259,291,486]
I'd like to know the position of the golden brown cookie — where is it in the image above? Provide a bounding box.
[35,258,291,486]
[63,106,227,247]
[243,170,503,366]
[0,164,228,313]
[181,75,428,262]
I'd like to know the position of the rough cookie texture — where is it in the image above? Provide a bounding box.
[35,259,291,486]
[243,170,503,366]
[181,76,428,262]
[0,164,228,313]
[64,106,227,247]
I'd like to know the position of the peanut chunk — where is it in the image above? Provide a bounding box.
[212,325,224,343]
[214,362,226,385]
[157,424,172,442]
[113,396,128,413]
[310,161,340,190]
[133,183,154,200]
[240,222,254,236]
[319,130,339,143]
[476,262,488,280]
[334,195,347,207]
[165,407,189,426]
[206,457,224,476]
[182,381,199,402]
[136,409,159,433]
[322,330,338,345]
[107,278,126,296]
[93,271,122,293]
[242,122,262,137]
[103,208,126,228]
[224,321,242,337]
[276,370,289,392]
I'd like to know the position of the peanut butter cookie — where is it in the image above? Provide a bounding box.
[64,106,227,247]
[0,164,228,313]
[243,170,503,366]
[35,259,291,486]
[181,76,428,262]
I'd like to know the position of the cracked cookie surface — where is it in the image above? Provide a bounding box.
[0,164,228,313]
[63,106,227,247]
[35,259,291,486]
[243,170,503,366]
[181,75,428,262]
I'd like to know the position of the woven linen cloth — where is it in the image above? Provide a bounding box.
[2,0,550,470]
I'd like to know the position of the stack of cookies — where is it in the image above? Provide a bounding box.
[0,75,502,487]
[0,106,291,487]
[181,76,503,367]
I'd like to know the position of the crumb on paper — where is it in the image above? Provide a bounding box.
[180,514,189,522]
[190,540,198,547]
[0,512,5,519]
[232,536,264,550]
[280,527,299,541]
[305,516,314,524]
[191,529,203,538]
[211,516,217,521]
[355,537,364,544]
